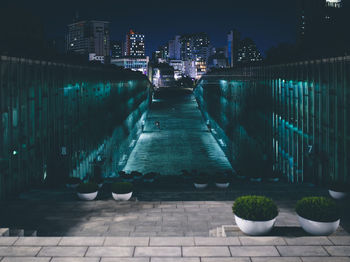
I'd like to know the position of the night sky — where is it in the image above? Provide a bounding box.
[5,0,297,56]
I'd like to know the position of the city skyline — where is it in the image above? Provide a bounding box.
[3,0,297,57]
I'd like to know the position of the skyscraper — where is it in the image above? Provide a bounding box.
[168,35,181,60]
[66,20,110,60]
[179,33,210,78]
[297,0,348,56]
[227,29,241,67]
[124,30,145,57]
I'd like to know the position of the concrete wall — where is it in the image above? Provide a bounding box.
[0,56,151,199]
[195,56,350,185]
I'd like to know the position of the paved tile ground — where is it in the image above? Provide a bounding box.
[0,236,350,261]
[123,90,232,174]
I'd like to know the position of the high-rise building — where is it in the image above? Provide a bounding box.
[111,41,122,59]
[124,29,145,57]
[66,20,110,61]
[168,35,181,60]
[227,29,241,67]
[152,45,168,63]
[297,0,348,56]
[179,33,210,78]
[237,38,263,65]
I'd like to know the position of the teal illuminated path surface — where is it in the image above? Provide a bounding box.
[123,89,232,174]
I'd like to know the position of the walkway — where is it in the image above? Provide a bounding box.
[0,235,350,261]
[123,89,232,174]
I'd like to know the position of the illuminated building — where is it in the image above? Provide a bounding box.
[180,33,210,78]
[124,29,145,57]
[168,35,181,60]
[237,38,263,65]
[297,0,349,55]
[169,60,185,79]
[66,20,110,61]
[111,56,149,75]
[152,45,168,63]
[111,41,123,59]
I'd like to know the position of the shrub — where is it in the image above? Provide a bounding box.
[111,182,133,194]
[77,182,98,194]
[295,197,340,222]
[215,173,230,183]
[329,182,349,192]
[194,173,209,184]
[232,195,278,221]
[66,177,82,184]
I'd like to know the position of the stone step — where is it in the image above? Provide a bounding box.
[0,228,9,236]
[8,229,37,237]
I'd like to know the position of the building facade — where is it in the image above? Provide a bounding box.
[124,30,145,57]
[111,56,149,75]
[66,20,110,61]
[168,35,181,60]
[111,41,123,59]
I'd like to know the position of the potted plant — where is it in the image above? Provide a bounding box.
[131,171,143,180]
[232,195,278,236]
[215,173,230,188]
[111,182,133,201]
[143,172,157,183]
[76,182,98,201]
[295,197,340,235]
[66,177,82,189]
[194,173,209,189]
[118,171,134,182]
[328,182,349,200]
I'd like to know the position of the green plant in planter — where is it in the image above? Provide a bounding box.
[77,182,99,194]
[111,182,133,194]
[232,195,278,221]
[194,173,209,184]
[66,177,82,185]
[295,197,340,222]
[234,139,264,179]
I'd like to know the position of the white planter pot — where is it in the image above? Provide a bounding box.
[329,190,348,200]
[298,215,340,236]
[112,192,132,201]
[216,183,230,189]
[194,183,208,189]
[77,191,98,201]
[234,215,276,236]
